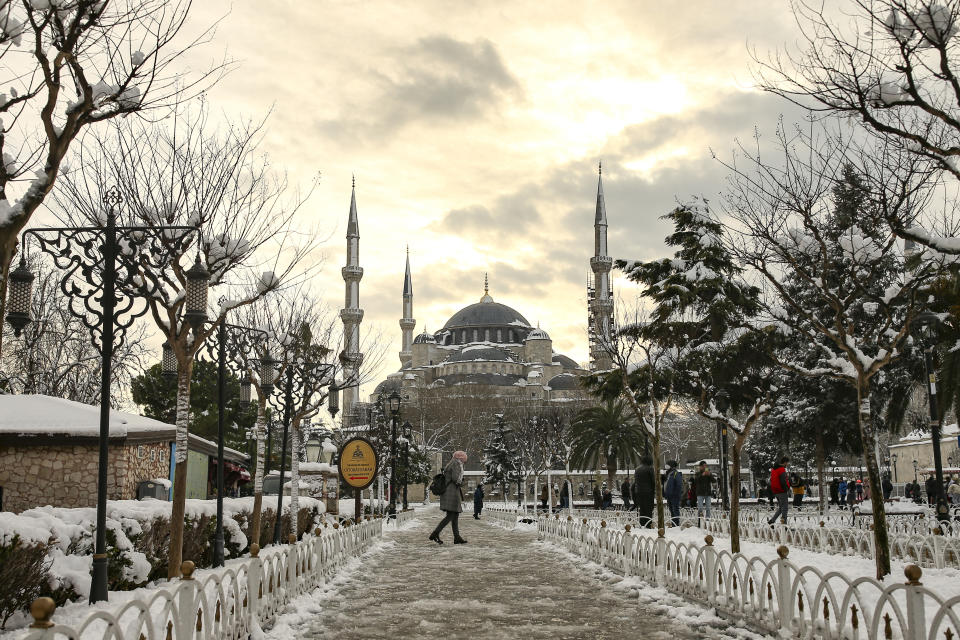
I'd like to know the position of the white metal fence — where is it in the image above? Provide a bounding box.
[19,517,385,640]
[485,505,519,530]
[538,514,960,639]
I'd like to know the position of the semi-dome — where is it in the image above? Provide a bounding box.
[552,354,579,369]
[526,327,550,341]
[373,377,402,396]
[547,373,582,390]
[442,300,530,330]
[445,345,514,362]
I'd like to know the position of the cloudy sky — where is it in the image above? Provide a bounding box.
[184,1,807,398]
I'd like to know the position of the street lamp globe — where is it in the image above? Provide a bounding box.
[184,254,210,330]
[259,353,279,396]
[161,341,178,380]
[239,374,252,407]
[5,257,34,336]
[388,390,402,415]
[714,389,730,414]
[328,384,339,417]
[304,436,322,463]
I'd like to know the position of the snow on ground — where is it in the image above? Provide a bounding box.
[264,508,769,639]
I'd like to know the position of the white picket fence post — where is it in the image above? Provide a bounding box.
[622,525,633,577]
[176,561,198,640]
[904,565,927,640]
[248,543,263,629]
[775,545,793,638]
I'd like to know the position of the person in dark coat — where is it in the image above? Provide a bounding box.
[633,455,656,527]
[621,478,632,510]
[882,474,893,501]
[429,451,468,544]
[473,484,484,519]
[663,460,683,526]
[925,475,936,505]
[601,487,613,509]
[829,478,840,506]
[592,484,602,509]
[695,461,716,518]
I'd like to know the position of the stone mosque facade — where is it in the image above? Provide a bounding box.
[339,166,616,425]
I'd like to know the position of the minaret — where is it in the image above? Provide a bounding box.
[589,162,614,370]
[340,177,364,423]
[399,247,416,367]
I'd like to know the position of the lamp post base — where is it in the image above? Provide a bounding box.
[89,554,109,604]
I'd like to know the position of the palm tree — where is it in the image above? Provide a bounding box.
[570,399,647,492]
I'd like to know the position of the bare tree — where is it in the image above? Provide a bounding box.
[754,0,960,252]
[52,102,319,576]
[718,122,945,577]
[0,0,226,352]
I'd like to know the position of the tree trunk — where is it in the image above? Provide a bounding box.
[289,422,300,540]
[858,381,891,579]
[167,366,193,578]
[606,454,617,497]
[250,402,267,547]
[653,425,665,532]
[815,426,827,516]
[730,439,743,553]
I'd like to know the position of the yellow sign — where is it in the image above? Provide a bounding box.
[338,437,378,490]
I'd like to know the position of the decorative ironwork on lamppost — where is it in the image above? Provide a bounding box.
[267,353,338,544]
[914,310,950,522]
[891,454,898,483]
[259,351,280,474]
[713,389,731,511]
[387,390,402,516]
[5,188,199,604]
[195,318,268,566]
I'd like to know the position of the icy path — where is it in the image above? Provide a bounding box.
[267,509,766,640]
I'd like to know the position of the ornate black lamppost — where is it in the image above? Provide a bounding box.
[402,420,412,511]
[714,389,731,511]
[267,354,338,544]
[165,319,267,566]
[891,454,898,483]
[386,390,402,515]
[5,189,200,603]
[914,311,950,522]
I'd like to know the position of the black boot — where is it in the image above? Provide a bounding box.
[454,536,468,544]
[429,532,444,544]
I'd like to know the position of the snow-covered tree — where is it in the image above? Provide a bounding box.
[755,0,960,254]
[57,103,328,573]
[482,414,517,504]
[0,0,225,355]
[719,122,947,577]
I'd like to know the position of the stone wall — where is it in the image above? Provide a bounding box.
[0,441,171,513]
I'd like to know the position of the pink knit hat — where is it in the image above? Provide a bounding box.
[453,450,468,462]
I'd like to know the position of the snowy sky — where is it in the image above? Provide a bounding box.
[180,1,807,398]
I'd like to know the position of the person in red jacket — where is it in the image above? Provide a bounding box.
[767,456,792,526]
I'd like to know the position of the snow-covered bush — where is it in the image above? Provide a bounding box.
[0,497,323,625]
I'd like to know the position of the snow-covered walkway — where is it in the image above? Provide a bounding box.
[265,509,765,639]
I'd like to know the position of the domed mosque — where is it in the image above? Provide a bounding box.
[339,165,616,440]
[372,271,589,401]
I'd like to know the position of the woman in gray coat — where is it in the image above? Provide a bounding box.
[429,450,468,544]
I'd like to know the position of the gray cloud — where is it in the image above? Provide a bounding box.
[318,35,521,141]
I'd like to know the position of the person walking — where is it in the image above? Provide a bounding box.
[559,479,570,509]
[948,476,960,505]
[473,484,484,520]
[539,483,549,510]
[846,479,857,510]
[633,455,656,526]
[792,474,805,509]
[882,474,893,501]
[855,478,864,502]
[830,478,840,506]
[592,483,602,509]
[664,460,683,526]
[430,451,468,544]
[925,474,937,506]
[767,456,791,526]
[621,477,632,511]
[695,461,716,519]
[838,479,848,508]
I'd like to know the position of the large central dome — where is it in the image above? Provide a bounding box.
[442,300,530,329]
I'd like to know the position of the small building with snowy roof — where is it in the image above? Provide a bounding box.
[0,394,249,513]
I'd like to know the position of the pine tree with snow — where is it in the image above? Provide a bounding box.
[483,415,517,503]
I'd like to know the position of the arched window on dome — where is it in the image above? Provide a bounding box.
[484,328,490,341]
[473,329,478,342]
[509,329,515,342]
[497,328,502,342]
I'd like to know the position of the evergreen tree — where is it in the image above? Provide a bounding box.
[131,360,256,452]
[483,415,517,503]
